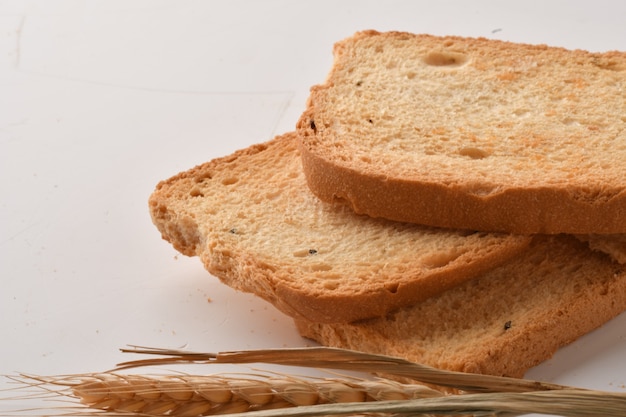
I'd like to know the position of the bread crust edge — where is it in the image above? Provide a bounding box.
[297,127,626,234]
[294,236,626,377]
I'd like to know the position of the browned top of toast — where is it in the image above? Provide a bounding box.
[298,31,626,234]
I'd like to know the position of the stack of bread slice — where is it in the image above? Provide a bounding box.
[149,31,626,379]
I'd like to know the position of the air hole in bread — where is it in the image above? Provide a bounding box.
[221,177,239,186]
[311,263,332,272]
[293,249,319,257]
[323,281,338,290]
[189,187,204,197]
[459,147,489,159]
[593,60,626,71]
[264,189,283,200]
[386,61,397,69]
[421,250,462,269]
[194,172,212,183]
[422,51,468,67]
[385,283,399,294]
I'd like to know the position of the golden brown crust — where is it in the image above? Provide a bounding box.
[295,235,626,378]
[297,31,626,234]
[298,138,626,234]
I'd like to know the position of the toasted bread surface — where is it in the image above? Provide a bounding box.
[149,133,530,323]
[297,31,626,234]
[295,235,626,378]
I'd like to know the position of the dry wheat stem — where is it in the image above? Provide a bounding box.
[212,389,626,417]
[4,347,626,417]
[117,346,567,394]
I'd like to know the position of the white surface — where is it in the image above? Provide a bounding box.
[1,0,625,415]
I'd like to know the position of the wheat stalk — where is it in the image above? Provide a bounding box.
[117,346,566,393]
[217,389,626,417]
[3,347,626,417]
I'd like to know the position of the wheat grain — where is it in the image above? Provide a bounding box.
[63,373,444,416]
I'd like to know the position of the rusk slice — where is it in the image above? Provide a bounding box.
[297,31,626,234]
[295,235,626,378]
[149,133,530,323]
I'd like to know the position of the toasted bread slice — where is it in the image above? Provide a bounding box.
[297,31,626,234]
[295,235,626,378]
[149,133,530,323]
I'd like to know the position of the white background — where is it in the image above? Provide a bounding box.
[1,1,625,415]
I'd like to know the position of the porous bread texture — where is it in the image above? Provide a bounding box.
[149,133,530,324]
[295,235,626,378]
[297,30,626,234]
[577,234,626,264]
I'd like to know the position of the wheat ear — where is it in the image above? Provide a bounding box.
[22,373,443,416]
